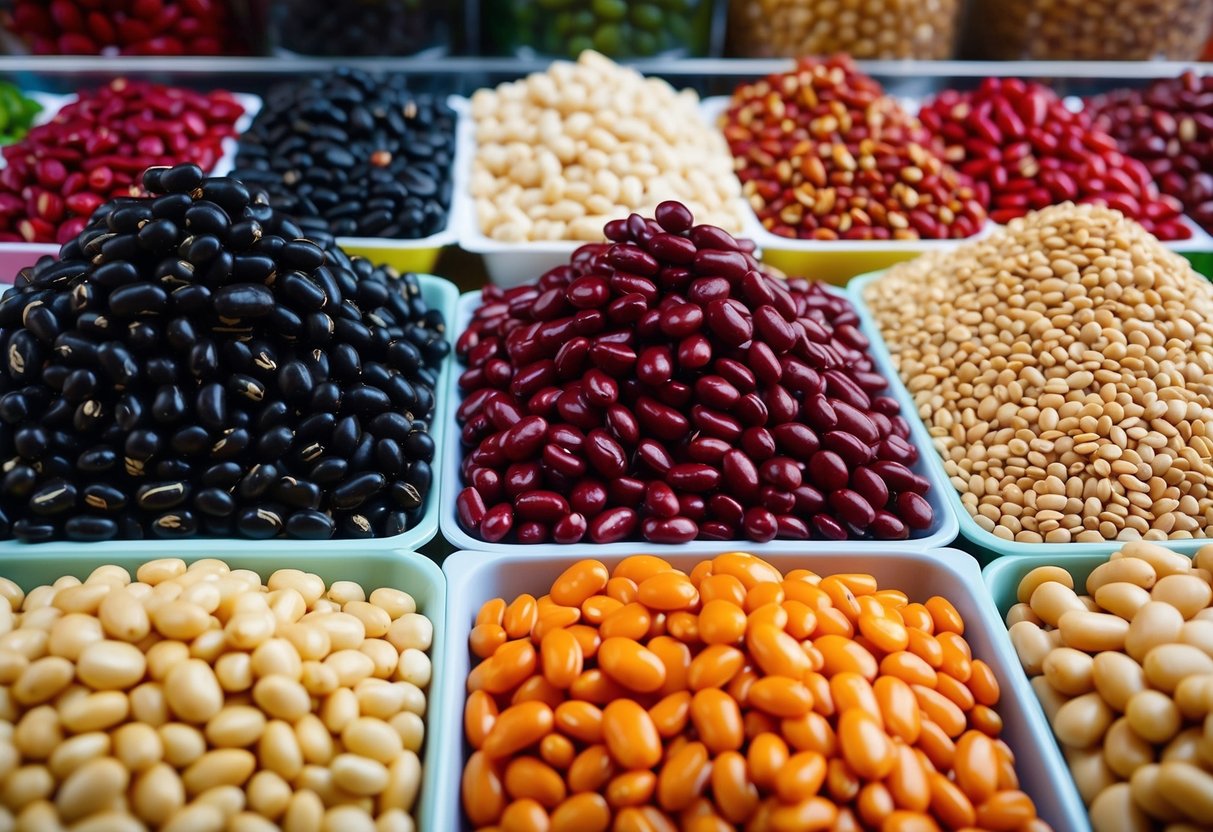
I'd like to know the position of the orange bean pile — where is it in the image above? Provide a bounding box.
[461,552,1052,831]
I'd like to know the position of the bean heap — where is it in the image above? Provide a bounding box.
[0,79,244,245]
[865,203,1213,544]
[726,0,961,60]
[233,69,455,241]
[721,56,985,242]
[1088,71,1213,235]
[0,163,448,543]
[0,558,431,831]
[456,201,935,546]
[272,0,445,56]
[469,51,743,243]
[7,0,250,55]
[1008,542,1213,830]
[463,553,1052,831]
[0,82,42,146]
[499,0,710,58]
[920,78,1190,240]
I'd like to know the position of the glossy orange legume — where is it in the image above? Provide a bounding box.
[462,556,1049,832]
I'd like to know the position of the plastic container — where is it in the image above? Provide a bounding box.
[964,0,1213,60]
[0,273,458,554]
[433,546,1087,832]
[440,288,960,555]
[850,268,1213,562]
[726,0,962,59]
[269,0,450,56]
[0,543,448,831]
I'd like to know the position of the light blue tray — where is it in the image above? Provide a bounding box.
[439,289,959,555]
[0,273,459,555]
[849,268,1213,563]
[0,544,448,832]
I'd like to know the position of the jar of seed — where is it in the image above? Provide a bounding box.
[270,0,451,56]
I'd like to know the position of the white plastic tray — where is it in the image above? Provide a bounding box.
[433,547,1087,832]
[439,288,960,555]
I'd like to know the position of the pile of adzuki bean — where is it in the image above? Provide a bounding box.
[0,163,448,542]
[7,0,249,55]
[920,78,1190,240]
[720,55,986,241]
[455,202,934,546]
[0,79,244,245]
[1088,70,1213,235]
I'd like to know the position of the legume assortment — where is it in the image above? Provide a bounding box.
[0,557,431,830]
[1008,542,1213,830]
[463,552,1052,831]
[865,203,1213,544]
[7,0,252,55]
[455,201,935,546]
[0,162,448,542]
[469,51,743,243]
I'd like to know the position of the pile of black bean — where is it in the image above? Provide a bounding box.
[233,68,455,240]
[0,162,449,543]
[273,0,447,57]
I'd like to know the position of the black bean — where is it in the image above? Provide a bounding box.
[238,463,279,500]
[29,480,76,515]
[150,510,199,538]
[309,457,348,484]
[161,164,204,194]
[1,466,37,499]
[194,487,236,517]
[152,385,187,423]
[256,425,295,459]
[211,428,250,460]
[236,505,285,539]
[214,284,274,318]
[390,480,423,510]
[64,516,118,542]
[309,382,341,414]
[285,509,334,539]
[201,462,243,488]
[13,519,56,542]
[274,477,322,510]
[83,483,127,512]
[136,481,189,511]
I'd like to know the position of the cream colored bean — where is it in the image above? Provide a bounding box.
[1130,764,1185,823]
[376,808,415,832]
[312,613,365,652]
[70,811,146,832]
[250,638,303,680]
[226,611,276,651]
[341,717,403,765]
[385,614,431,653]
[390,711,424,753]
[1153,574,1213,619]
[1145,643,1213,692]
[394,649,430,688]
[20,606,58,633]
[159,723,207,768]
[55,757,128,822]
[83,565,126,586]
[1175,674,1213,719]
[259,720,304,781]
[1060,610,1131,652]
[1053,691,1115,749]
[359,639,399,680]
[1157,761,1213,825]
[111,722,162,773]
[1120,543,1193,578]
[1042,647,1095,695]
[1031,581,1087,626]
[215,652,253,693]
[52,583,110,615]
[1087,558,1159,594]
[12,657,74,705]
[327,581,365,606]
[182,749,256,796]
[1005,603,1043,627]
[378,751,421,815]
[137,558,187,585]
[47,732,110,779]
[395,682,426,717]
[47,614,103,661]
[0,765,53,810]
[268,570,325,607]
[164,658,223,723]
[295,765,339,805]
[368,589,414,619]
[247,770,292,820]
[0,578,24,611]
[252,675,311,722]
[151,603,210,641]
[280,624,331,662]
[325,649,376,687]
[1127,689,1183,744]
[311,599,341,615]
[0,629,48,662]
[1018,566,1075,603]
[329,754,389,796]
[1126,602,1186,662]
[76,639,146,690]
[14,799,59,832]
[60,690,128,733]
[291,715,331,767]
[1180,620,1213,657]
[283,789,325,832]
[98,588,150,643]
[344,602,390,638]
[1103,717,1155,779]
[301,661,339,697]
[13,706,61,760]
[230,811,281,832]
[1163,728,1205,765]
[268,589,307,624]
[129,682,168,726]
[1010,620,1053,675]
[161,802,225,832]
[354,679,407,719]
[321,687,360,735]
[1089,782,1152,832]
[322,805,376,832]
[0,742,15,783]
[189,628,227,664]
[0,649,27,685]
[146,640,190,681]
[204,706,266,748]
[1095,582,1153,621]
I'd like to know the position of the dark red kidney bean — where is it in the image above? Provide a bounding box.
[516,521,549,545]
[510,360,556,400]
[583,369,619,407]
[753,305,797,352]
[897,492,933,530]
[878,435,919,465]
[554,338,591,379]
[637,346,673,387]
[693,249,749,280]
[764,385,798,425]
[741,270,776,308]
[552,513,587,544]
[868,460,923,494]
[832,401,879,445]
[457,387,495,423]
[608,243,660,277]
[590,506,638,543]
[537,319,579,352]
[567,275,610,309]
[891,416,912,439]
[743,507,777,543]
[646,233,697,265]
[462,414,492,446]
[472,441,507,470]
[871,396,900,416]
[605,404,640,446]
[850,370,889,394]
[735,393,769,428]
[584,429,627,478]
[481,503,514,543]
[470,469,503,504]
[642,516,699,544]
[824,369,872,410]
[776,515,811,540]
[606,292,649,325]
[870,412,893,437]
[655,201,694,234]
[706,299,753,347]
[660,303,703,338]
[484,359,515,388]
[851,467,890,510]
[687,437,731,464]
[708,493,745,526]
[822,431,873,467]
[654,381,692,409]
[694,375,740,410]
[571,481,608,516]
[556,390,599,430]
[667,463,720,493]
[688,276,731,305]
[515,490,571,522]
[830,489,875,529]
[700,521,735,541]
[609,274,659,303]
[767,279,798,322]
[676,493,707,521]
[715,358,756,393]
[485,396,524,431]
[634,397,689,442]
[808,450,849,492]
[456,487,487,531]
[467,340,498,369]
[543,444,585,478]
[771,423,819,460]
[644,481,680,519]
[872,511,908,540]
[834,324,869,351]
[531,287,569,321]
[781,359,822,397]
[677,334,712,370]
[636,309,663,341]
[804,394,838,431]
[504,463,542,498]
[690,223,741,251]
[812,513,848,541]
[748,342,783,386]
[691,405,743,442]
[608,477,646,508]
[502,416,548,462]
[636,439,674,476]
[572,310,605,335]
[760,457,802,491]
[459,367,486,392]
[793,484,825,515]
[590,341,637,377]
[527,387,562,417]
[722,450,760,501]
[741,427,777,461]
[760,487,796,515]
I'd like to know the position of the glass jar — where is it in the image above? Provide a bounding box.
[272,0,450,56]
[727,0,960,59]
[965,0,1213,60]
[486,0,716,59]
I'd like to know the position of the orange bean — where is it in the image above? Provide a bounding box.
[874,676,921,744]
[463,750,506,827]
[689,560,713,585]
[838,709,895,780]
[483,701,554,759]
[953,731,999,804]
[805,671,834,716]
[688,645,746,691]
[540,734,574,770]
[580,596,621,626]
[614,806,677,832]
[833,807,862,832]
[966,660,1000,707]
[969,705,1003,737]
[860,614,910,653]
[907,630,944,668]
[815,606,855,638]
[711,553,781,589]
[691,688,744,753]
[834,573,879,596]
[699,599,747,646]
[888,743,931,812]
[925,597,964,635]
[827,757,861,803]
[466,689,499,750]
[783,580,831,610]
[901,603,934,633]
[748,602,788,631]
[748,733,790,792]
[657,740,710,812]
[598,637,666,693]
[504,757,566,808]
[937,635,972,683]
[913,686,967,738]
[858,594,900,622]
[882,810,943,832]
[533,606,581,642]
[606,577,638,604]
[471,623,508,659]
[566,625,601,660]
[710,751,759,823]
[876,589,910,609]
[645,636,690,696]
[935,673,975,712]
[916,719,956,772]
[473,640,537,695]
[567,745,614,794]
[815,634,878,679]
[770,796,838,832]
[554,701,603,744]
[820,576,862,621]
[782,600,818,641]
[700,574,746,606]
[745,583,785,613]
[550,793,609,832]
[508,674,559,707]
[504,594,539,639]
[606,770,657,808]
[830,672,881,725]
[666,611,700,643]
[726,665,758,705]
[857,782,896,828]
[748,676,814,718]
[478,598,507,627]
[637,573,699,612]
[748,623,812,679]
[681,807,731,832]
[602,699,662,770]
[928,771,976,829]
[775,751,827,803]
[541,628,583,690]
[600,603,651,641]
[880,651,938,688]
[551,560,610,607]
[782,711,836,755]
[648,691,692,738]
[568,669,626,705]
[974,790,1036,830]
[614,556,674,584]
[501,798,550,832]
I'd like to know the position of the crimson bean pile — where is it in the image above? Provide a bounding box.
[0,79,244,245]
[719,55,986,242]
[920,78,1190,240]
[7,0,250,55]
[0,163,448,543]
[454,202,935,546]
[1088,71,1213,235]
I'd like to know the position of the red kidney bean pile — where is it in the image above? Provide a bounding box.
[454,202,935,547]
[7,0,250,55]
[1087,70,1213,235]
[0,79,244,245]
[920,78,1191,240]
[720,55,986,242]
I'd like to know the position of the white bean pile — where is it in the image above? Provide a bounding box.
[0,559,432,832]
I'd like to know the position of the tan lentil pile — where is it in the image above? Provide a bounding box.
[865,203,1213,544]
